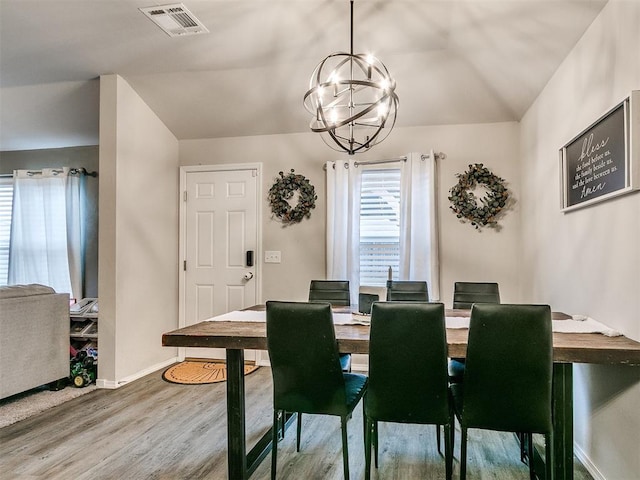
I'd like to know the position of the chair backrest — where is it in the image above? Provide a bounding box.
[266,301,348,415]
[366,302,450,424]
[385,280,429,302]
[462,303,553,434]
[452,282,500,309]
[308,280,350,306]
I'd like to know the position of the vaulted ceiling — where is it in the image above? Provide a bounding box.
[0,0,607,151]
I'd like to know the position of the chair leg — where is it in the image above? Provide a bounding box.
[364,412,372,480]
[444,423,453,480]
[271,410,279,480]
[519,432,527,463]
[437,424,442,454]
[373,420,379,468]
[545,431,554,480]
[296,412,302,452]
[460,427,468,480]
[519,432,523,461]
[451,416,455,459]
[341,416,350,480]
[362,404,367,449]
[528,433,535,480]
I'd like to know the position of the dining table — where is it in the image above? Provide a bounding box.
[162,305,640,480]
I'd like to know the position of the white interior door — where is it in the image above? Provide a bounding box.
[181,166,260,361]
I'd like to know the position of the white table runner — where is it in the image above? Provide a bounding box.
[444,314,621,336]
[206,310,621,336]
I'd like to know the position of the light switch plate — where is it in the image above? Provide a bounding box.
[264,251,281,263]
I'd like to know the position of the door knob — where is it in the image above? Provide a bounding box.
[243,272,254,281]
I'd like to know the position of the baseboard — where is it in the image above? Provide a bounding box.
[96,357,178,389]
[574,443,606,480]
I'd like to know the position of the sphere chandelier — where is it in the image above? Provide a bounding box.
[303,0,399,155]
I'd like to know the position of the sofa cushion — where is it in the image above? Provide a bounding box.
[0,284,56,300]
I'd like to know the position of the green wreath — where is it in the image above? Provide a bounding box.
[448,163,509,229]
[268,169,317,224]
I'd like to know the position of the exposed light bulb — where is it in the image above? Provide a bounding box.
[377,102,388,119]
[330,108,339,125]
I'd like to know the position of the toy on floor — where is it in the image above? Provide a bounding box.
[70,350,97,388]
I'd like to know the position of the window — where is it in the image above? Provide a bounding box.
[8,169,82,297]
[359,168,400,286]
[326,153,439,299]
[0,176,13,285]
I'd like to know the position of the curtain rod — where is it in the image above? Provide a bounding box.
[70,168,98,177]
[323,152,446,170]
[355,156,407,167]
[12,167,98,177]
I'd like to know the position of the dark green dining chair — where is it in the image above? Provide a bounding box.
[383,279,442,449]
[452,281,500,310]
[449,282,501,383]
[450,303,554,480]
[385,280,429,301]
[309,280,351,306]
[364,302,453,480]
[266,301,368,480]
[309,280,352,372]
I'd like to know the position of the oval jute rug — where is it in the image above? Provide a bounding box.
[162,360,259,385]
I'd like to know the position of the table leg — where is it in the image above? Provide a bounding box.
[226,348,246,480]
[553,362,573,480]
[225,349,297,479]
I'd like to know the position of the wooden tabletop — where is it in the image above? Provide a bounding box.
[163,309,640,366]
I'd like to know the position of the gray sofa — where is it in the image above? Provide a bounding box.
[0,284,69,399]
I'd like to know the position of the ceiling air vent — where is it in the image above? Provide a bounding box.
[139,3,209,37]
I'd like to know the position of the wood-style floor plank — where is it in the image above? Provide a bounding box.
[1,366,593,479]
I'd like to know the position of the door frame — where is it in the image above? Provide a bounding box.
[178,163,263,360]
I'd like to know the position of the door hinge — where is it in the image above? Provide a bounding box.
[183,191,187,202]
[183,260,187,271]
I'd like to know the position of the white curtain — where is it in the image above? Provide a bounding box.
[399,151,440,300]
[8,168,84,299]
[66,172,84,299]
[326,160,362,304]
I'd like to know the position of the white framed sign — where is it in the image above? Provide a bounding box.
[559,90,640,212]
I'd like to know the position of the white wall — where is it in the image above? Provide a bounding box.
[519,1,640,478]
[98,75,180,387]
[180,121,521,307]
[0,80,99,151]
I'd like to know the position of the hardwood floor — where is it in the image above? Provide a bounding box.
[0,366,593,479]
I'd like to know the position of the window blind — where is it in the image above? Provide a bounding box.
[0,177,13,285]
[359,168,400,286]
